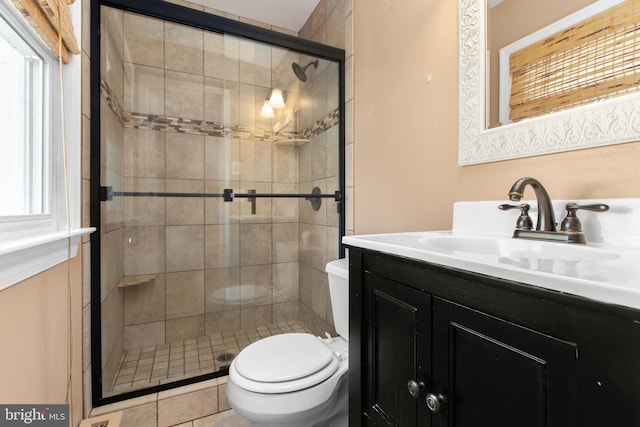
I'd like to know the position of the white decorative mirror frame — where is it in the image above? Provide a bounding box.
[458,0,640,166]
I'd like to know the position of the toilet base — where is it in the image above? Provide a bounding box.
[229,372,348,427]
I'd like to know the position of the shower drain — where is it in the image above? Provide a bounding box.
[216,352,236,363]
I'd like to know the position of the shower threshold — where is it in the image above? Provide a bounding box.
[108,320,310,396]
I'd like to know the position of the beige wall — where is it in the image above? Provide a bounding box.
[353,0,640,235]
[0,248,84,426]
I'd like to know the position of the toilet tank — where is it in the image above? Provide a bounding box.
[326,258,349,340]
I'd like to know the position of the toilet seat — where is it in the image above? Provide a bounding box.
[230,333,340,394]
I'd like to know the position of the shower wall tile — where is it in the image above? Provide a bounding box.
[166,179,205,225]
[205,267,240,313]
[101,287,124,368]
[166,315,205,343]
[123,226,166,276]
[311,72,328,125]
[124,321,165,350]
[299,223,327,271]
[272,301,301,324]
[238,84,257,128]
[345,142,353,187]
[310,267,328,319]
[239,139,255,182]
[166,270,205,319]
[103,332,124,396]
[164,22,204,75]
[124,128,165,178]
[254,140,273,182]
[327,2,345,50]
[298,140,312,183]
[204,77,234,125]
[299,263,312,310]
[101,228,124,303]
[239,224,272,266]
[205,311,241,335]
[272,145,298,184]
[239,39,271,87]
[327,62,340,111]
[204,136,240,181]
[123,178,165,227]
[124,63,165,115]
[205,224,241,269]
[102,23,124,108]
[272,262,299,303]
[203,32,225,80]
[272,48,299,91]
[272,222,299,262]
[310,133,328,181]
[239,265,272,308]
[165,225,205,272]
[123,12,164,68]
[239,305,272,330]
[326,125,339,177]
[272,183,299,222]
[326,227,339,262]
[326,287,335,330]
[166,133,205,180]
[222,36,240,83]
[307,0,327,39]
[165,70,204,120]
[165,0,205,11]
[124,274,166,326]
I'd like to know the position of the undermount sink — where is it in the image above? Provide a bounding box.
[415,235,619,262]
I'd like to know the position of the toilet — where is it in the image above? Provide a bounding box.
[227,258,350,427]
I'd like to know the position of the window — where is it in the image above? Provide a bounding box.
[0,13,46,217]
[0,0,92,291]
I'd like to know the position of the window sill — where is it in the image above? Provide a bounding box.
[0,227,95,292]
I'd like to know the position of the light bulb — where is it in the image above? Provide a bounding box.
[268,88,286,109]
[260,100,275,118]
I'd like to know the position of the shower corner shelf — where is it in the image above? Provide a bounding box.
[274,138,310,147]
[117,274,158,288]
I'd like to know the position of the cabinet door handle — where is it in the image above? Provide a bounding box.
[407,380,425,398]
[425,393,447,413]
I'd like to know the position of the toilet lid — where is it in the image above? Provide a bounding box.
[234,333,334,383]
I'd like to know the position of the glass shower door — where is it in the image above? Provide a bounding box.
[96,3,343,400]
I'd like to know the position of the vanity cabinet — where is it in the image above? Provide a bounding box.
[348,248,640,427]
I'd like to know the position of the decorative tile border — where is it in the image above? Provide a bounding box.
[101,79,339,143]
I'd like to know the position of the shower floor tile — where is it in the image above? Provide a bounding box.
[109,320,310,394]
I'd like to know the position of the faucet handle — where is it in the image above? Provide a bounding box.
[560,203,609,233]
[499,203,533,230]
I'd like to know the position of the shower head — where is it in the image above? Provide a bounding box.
[292,59,319,82]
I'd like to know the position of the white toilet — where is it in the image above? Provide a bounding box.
[227,258,350,427]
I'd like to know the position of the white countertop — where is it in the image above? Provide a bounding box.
[343,198,640,311]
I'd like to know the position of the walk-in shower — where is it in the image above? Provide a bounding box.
[90,0,345,405]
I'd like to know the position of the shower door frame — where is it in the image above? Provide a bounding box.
[90,0,346,406]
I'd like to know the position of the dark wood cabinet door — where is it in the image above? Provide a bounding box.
[431,297,578,427]
[363,273,432,426]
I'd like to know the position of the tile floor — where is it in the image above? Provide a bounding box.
[110,320,310,394]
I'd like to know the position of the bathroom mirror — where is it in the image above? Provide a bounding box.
[458,0,640,165]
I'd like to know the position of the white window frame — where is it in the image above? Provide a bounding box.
[0,0,93,291]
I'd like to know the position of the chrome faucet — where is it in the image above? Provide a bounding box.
[499,177,609,243]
